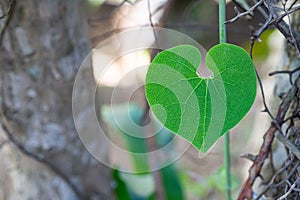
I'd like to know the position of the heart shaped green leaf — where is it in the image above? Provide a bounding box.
[145,44,256,152]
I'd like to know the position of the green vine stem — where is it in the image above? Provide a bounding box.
[219,0,231,199]
[219,0,226,44]
[224,132,231,200]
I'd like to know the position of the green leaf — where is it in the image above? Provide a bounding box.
[112,169,132,200]
[145,44,256,151]
[101,103,149,172]
[214,166,240,191]
[179,171,210,197]
[161,165,184,200]
[119,172,155,198]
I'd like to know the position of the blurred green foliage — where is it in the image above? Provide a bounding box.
[102,103,184,199]
[87,0,105,7]
[180,165,240,199]
[243,29,274,61]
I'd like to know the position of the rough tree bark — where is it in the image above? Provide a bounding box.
[0,0,111,199]
[236,8,300,200]
[257,11,300,199]
[227,1,300,199]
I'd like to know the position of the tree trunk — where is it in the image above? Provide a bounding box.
[255,11,300,199]
[0,0,111,199]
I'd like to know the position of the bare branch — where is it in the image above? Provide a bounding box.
[256,69,275,119]
[225,0,264,23]
[238,75,300,200]
[254,159,298,200]
[229,0,300,56]
[277,176,300,200]
[276,132,300,160]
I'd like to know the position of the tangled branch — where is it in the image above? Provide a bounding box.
[227,0,300,55]
[238,75,300,200]
[227,1,300,199]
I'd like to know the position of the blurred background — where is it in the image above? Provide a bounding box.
[0,0,285,199]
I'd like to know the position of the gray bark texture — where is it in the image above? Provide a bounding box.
[256,11,300,199]
[0,0,112,199]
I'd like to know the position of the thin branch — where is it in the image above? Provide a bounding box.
[256,69,275,119]
[240,153,258,162]
[267,1,300,55]
[269,66,300,85]
[279,0,300,56]
[254,158,297,200]
[228,0,300,56]
[225,0,264,23]
[237,124,278,200]
[276,132,300,160]
[288,0,299,10]
[237,75,300,200]
[272,5,300,24]
[252,13,272,40]
[277,176,300,200]
[269,66,300,77]
[272,160,300,188]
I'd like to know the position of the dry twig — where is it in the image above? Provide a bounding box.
[237,76,300,200]
[228,0,300,199]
